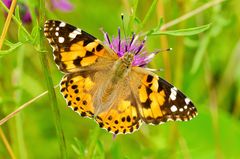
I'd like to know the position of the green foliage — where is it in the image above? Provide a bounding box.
[150,24,211,36]
[0,0,240,159]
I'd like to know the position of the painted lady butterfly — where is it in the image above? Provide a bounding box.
[44,20,198,135]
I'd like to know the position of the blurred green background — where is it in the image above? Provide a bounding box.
[0,0,240,158]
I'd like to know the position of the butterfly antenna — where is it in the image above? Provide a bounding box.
[154,48,173,55]
[145,68,164,72]
[121,13,128,43]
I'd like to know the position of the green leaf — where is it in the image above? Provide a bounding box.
[127,0,139,34]
[15,5,21,21]
[16,6,30,43]
[71,137,85,158]
[0,40,23,56]
[150,24,211,36]
[31,25,40,45]
[92,140,105,159]
[156,17,164,31]
[134,17,142,26]
[141,0,158,28]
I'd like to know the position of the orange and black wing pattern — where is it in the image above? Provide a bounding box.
[131,70,197,125]
[44,20,117,73]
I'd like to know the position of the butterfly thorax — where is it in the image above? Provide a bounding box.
[92,53,133,114]
[111,53,134,83]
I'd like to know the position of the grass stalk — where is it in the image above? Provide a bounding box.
[0,128,16,159]
[140,0,158,30]
[160,0,226,31]
[0,0,17,49]
[156,0,171,81]
[127,0,138,34]
[0,0,33,43]
[0,89,50,126]
[204,56,223,159]
[38,0,67,158]
[0,1,18,158]
[86,127,101,159]
[14,45,27,159]
[174,1,186,87]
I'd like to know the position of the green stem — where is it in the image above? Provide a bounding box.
[14,45,27,159]
[86,127,101,159]
[141,0,158,30]
[127,0,138,34]
[38,0,67,158]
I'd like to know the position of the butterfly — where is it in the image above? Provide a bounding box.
[44,20,198,135]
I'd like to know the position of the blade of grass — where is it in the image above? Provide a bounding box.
[160,0,226,31]
[0,0,32,42]
[13,45,27,159]
[127,0,138,34]
[141,0,158,30]
[0,89,49,126]
[0,1,18,158]
[156,0,171,81]
[0,40,23,56]
[0,0,17,49]
[86,127,101,159]
[0,128,16,159]
[150,24,211,36]
[38,0,67,158]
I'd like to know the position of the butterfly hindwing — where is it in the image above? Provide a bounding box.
[131,68,197,125]
[95,98,142,134]
[60,72,96,118]
[61,69,142,134]
[44,20,117,73]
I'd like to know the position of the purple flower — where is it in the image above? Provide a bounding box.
[103,28,157,67]
[2,0,73,24]
[51,0,73,11]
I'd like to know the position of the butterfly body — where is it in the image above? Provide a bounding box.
[44,20,198,135]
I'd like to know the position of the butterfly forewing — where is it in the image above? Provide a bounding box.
[44,20,117,73]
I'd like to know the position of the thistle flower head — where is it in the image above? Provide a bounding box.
[103,28,157,67]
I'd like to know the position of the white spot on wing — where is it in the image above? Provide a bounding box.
[69,33,76,39]
[170,87,177,101]
[167,118,174,121]
[55,32,59,36]
[74,29,81,34]
[69,29,82,39]
[184,105,188,109]
[170,105,178,112]
[59,22,66,27]
[56,27,60,31]
[185,98,190,105]
[58,37,64,43]
[179,108,183,112]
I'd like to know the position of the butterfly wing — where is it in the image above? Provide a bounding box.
[44,20,142,135]
[60,69,142,134]
[44,20,197,135]
[44,20,118,73]
[94,78,142,135]
[60,71,96,118]
[130,67,198,125]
